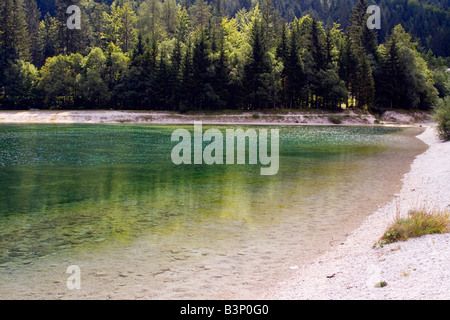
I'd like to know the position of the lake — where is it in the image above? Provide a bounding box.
[0,124,426,299]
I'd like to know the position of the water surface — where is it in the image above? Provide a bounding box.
[0,124,426,298]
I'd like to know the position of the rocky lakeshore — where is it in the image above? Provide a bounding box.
[276,127,450,299]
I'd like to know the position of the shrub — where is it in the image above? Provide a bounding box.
[378,207,450,245]
[252,113,260,119]
[328,114,343,124]
[433,96,450,141]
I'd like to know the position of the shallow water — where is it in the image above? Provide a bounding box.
[0,124,426,299]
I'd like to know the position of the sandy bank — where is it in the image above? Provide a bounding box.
[0,109,432,126]
[276,126,450,299]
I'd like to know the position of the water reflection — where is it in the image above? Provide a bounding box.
[0,124,426,266]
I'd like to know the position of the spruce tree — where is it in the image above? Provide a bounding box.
[377,30,403,109]
[284,26,306,108]
[192,30,211,110]
[39,13,59,62]
[180,41,195,110]
[0,0,31,62]
[24,0,42,67]
[244,19,272,110]
[276,23,289,107]
[344,0,377,109]
[0,0,32,108]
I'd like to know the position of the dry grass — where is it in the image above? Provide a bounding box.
[377,206,450,246]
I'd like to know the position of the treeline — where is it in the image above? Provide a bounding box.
[0,0,449,111]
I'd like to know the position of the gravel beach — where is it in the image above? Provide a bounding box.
[276,126,450,299]
[0,109,431,126]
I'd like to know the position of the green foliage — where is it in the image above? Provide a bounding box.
[0,0,447,111]
[432,69,450,98]
[375,25,438,110]
[1,59,40,108]
[327,114,343,124]
[0,0,31,61]
[433,96,450,141]
[79,48,110,108]
[38,53,83,108]
[243,18,273,110]
[24,0,42,67]
[33,0,450,57]
[189,0,212,28]
[104,1,136,53]
[39,13,58,64]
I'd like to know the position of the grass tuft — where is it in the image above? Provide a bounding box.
[377,206,450,246]
[375,281,388,288]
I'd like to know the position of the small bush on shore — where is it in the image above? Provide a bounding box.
[377,207,450,246]
[433,96,450,141]
[328,114,343,124]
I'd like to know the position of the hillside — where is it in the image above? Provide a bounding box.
[34,0,450,57]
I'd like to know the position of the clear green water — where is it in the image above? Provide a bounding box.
[0,124,426,273]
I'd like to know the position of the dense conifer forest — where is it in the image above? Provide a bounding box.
[1,0,449,111]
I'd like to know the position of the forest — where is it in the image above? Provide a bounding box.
[0,0,449,111]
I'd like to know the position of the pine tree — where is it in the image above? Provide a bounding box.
[306,17,327,108]
[260,0,281,52]
[180,41,195,110]
[170,38,183,110]
[153,52,172,109]
[284,26,307,108]
[89,2,108,49]
[116,1,136,53]
[348,0,372,40]
[210,34,230,109]
[189,0,212,28]
[377,30,403,109]
[355,50,375,108]
[162,0,179,35]
[175,6,191,43]
[105,1,136,53]
[137,0,162,40]
[0,0,17,96]
[122,34,157,109]
[276,23,289,107]
[309,18,326,71]
[39,13,59,62]
[0,0,32,108]
[338,36,356,107]
[343,0,377,109]
[0,0,31,61]
[23,0,43,67]
[244,19,272,110]
[55,0,86,54]
[192,30,211,110]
